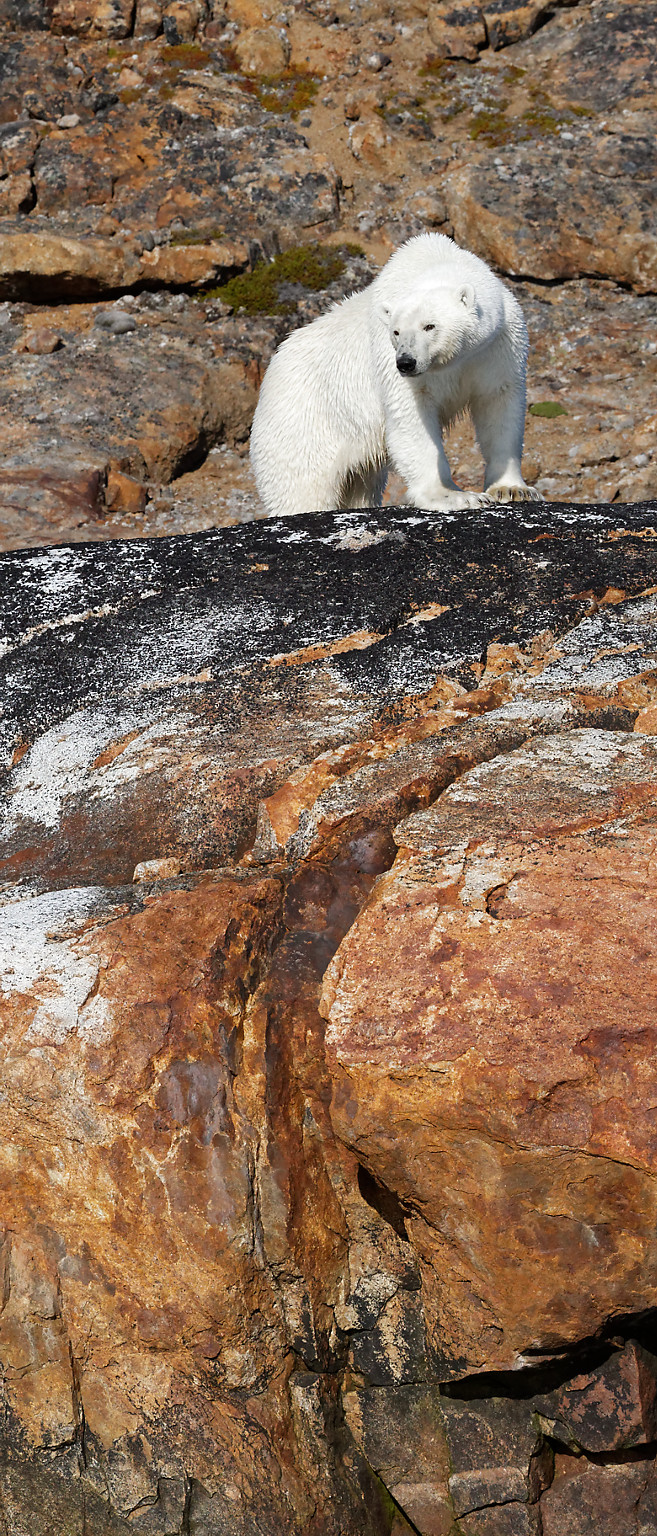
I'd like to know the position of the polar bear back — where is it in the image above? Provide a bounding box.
[374,232,505,304]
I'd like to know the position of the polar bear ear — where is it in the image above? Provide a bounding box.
[460,284,475,308]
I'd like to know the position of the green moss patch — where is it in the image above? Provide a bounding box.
[529,401,568,418]
[469,108,515,143]
[170,226,226,246]
[160,44,212,69]
[199,242,361,315]
[520,105,559,133]
[419,56,459,79]
[240,70,322,118]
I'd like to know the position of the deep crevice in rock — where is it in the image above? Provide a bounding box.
[357,1166,410,1243]
[442,1309,657,1401]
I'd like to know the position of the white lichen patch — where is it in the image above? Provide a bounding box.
[0,887,114,1046]
[521,595,657,697]
[447,728,656,806]
[0,600,125,661]
[1,704,191,834]
[459,854,511,909]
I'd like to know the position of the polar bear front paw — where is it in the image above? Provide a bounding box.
[486,483,545,503]
[409,489,492,512]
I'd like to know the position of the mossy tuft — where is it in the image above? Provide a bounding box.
[170,226,226,246]
[199,243,361,314]
[160,44,212,69]
[240,71,322,118]
[469,108,515,143]
[529,401,568,418]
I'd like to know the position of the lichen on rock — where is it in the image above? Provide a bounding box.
[2,502,657,1533]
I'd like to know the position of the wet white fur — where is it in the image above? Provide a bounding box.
[250,232,541,516]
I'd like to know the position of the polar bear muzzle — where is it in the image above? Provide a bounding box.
[396,351,417,375]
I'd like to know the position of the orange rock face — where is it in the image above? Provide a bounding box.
[324,730,657,1373]
[3,506,657,1533]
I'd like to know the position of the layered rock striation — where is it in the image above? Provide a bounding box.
[2,501,657,1533]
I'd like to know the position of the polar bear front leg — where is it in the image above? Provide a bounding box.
[385,397,491,512]
[471,385,544,504]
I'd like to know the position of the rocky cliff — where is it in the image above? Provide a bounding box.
[0,0,655,546]
[2,500,657,1534]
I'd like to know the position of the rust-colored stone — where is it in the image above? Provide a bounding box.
[2,504,657,1529]
[323,729,657,1373]
[105,467,147,513]
[534,1340,657,1453]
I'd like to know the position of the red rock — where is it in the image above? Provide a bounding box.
[0,230,141,300]
[0,507,656,1529]
[105,467,147,513]
[534,1340,657,1453]
[0,462,104,546]
[323,728,657,1374]
[446,133,657,292]
[540,1457,657,1536]
[49,0,135,36]
[462,1509,541,1535]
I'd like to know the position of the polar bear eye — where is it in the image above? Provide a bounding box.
[423,324,435,332]
[393,329,399,338]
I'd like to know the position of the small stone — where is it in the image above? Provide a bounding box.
[133,856,183,881]
[24,328,63,355]
[134,0,164,38]
[105,469,147,515]
[348,116,388,164]
[56,113,80,129]
[234,24,290,74]
[94,309,138,334]
[365,50,391,69]
[117,66,144,88]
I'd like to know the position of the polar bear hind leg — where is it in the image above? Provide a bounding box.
[338,463,388,509]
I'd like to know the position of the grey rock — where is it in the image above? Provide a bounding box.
[93,309,137,334]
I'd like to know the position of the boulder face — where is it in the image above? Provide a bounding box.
[324,727,657,1374]
[2,500,657,1535]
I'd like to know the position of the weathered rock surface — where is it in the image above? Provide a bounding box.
[324,726,657,1371]
[2,502,657,1533]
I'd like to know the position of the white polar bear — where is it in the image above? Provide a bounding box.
[250,232,542,516]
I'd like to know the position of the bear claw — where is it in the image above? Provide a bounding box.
[487,484,545,503]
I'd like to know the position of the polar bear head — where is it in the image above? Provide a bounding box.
[380,276,503,377]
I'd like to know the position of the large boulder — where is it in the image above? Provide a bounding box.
[2,501,657,1534]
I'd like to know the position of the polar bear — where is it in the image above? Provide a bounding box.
[250,232,542,516]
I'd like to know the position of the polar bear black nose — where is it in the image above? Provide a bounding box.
[396,352,416,375]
